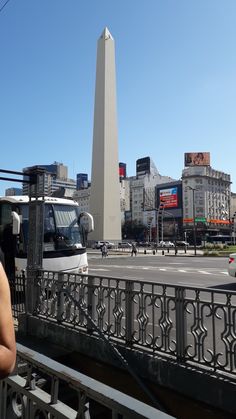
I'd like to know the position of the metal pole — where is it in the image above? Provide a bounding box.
[192,189,197,255]
[187,186,197,256]
[228,193,232,244]
[25,167,46,314]
[161,209,164,242]
[156,209,159,245]
[232,212,236,245]
[234,217,235,246]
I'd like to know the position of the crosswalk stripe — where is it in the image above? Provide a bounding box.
[198,271,211,275]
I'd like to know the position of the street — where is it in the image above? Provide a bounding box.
[88,251,234,290]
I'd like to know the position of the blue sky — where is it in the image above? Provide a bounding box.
[0,0,235,195]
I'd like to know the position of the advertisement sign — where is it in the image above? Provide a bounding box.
[160,187,178,208]
[184,152,210,167]
[76,173,88,190]
[136,157,150,175]
[119,163,126,179]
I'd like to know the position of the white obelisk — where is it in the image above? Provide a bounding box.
[89,28,121,242]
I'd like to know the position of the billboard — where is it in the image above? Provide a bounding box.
[159,187,178,208]
[184,152,210,167]
[136,157,151,175]
[76,173,88,190]
[119,162,126,179]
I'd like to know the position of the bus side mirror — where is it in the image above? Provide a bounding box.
[78,212,94,233]
[12,211,21,235]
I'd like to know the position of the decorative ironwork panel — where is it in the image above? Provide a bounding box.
[32,270,236,377]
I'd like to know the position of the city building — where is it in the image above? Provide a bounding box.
[5,187,22,196]
[129,157,176,227]
[182,152,231,244]
[155,180,183,242]
[23,162,76,197]
[73,187,91,213]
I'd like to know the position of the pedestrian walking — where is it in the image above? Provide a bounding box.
[131,243,137,257]
[101,243,108,258]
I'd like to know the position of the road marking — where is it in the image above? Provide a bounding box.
[89,264,229,277]
[198,271,211,275]
[169,262,183,265]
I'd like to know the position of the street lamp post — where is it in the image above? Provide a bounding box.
[232,212,236,246]
[164,209,177,254]
[221,190,231,243]
[161,208,164,242]
[187,186,197,256]
[155,204,163,246]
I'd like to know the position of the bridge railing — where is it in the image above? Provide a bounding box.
[0,343,170,419]
[19,270,236,379]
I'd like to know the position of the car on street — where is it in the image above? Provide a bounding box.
[158,241,175,248]
[118,242,132,248]
[163,241,175,247]
[228,253,236,278]
[176,241,189,247]
[92,241,115,249]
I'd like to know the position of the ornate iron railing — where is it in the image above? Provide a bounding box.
[0,343,170,419]
[9,273,26,319]
[29,271,236,378]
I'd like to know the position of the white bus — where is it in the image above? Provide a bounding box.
[0,196,94,278]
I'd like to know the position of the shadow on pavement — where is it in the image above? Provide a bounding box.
[208,282,236,291]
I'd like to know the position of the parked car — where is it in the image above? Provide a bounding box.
[228,253,236,278]
[92,241,114,249]
[159,241,175,247]
[176,241,189,247]
[166,241,175,247]
[118,242,132,248]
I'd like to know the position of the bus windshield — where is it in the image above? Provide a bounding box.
[19,203,82,252]
[51,204,82,248]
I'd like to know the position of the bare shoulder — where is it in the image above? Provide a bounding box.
[0,262,16,378]
[0,263,11,297]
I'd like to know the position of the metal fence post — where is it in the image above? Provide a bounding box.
[26,269,39,315]
[87,276,95,333]
[125,280,134,346]
[57,272,64,323]
[175,287,187,362]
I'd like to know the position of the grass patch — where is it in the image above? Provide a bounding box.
[203,250,220,257]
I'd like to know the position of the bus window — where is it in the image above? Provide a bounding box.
[53,204,81,249]
[44,204,56,247]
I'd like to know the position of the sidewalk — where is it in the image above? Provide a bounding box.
[88,248,204,257]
